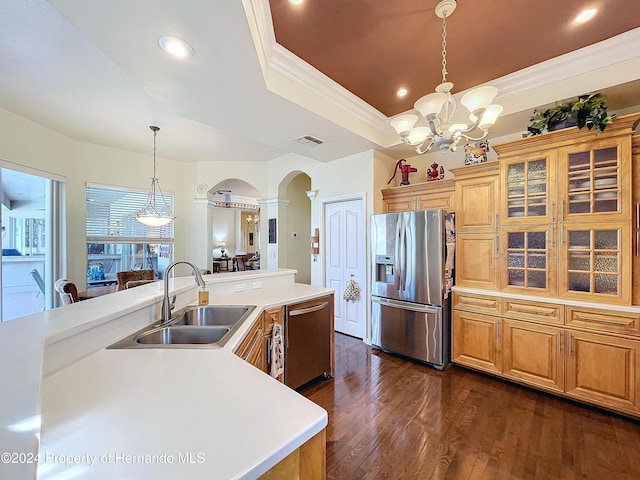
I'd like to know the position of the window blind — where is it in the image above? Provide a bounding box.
[86,184,174,243]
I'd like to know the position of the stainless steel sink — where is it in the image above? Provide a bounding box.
[107,304,256,349]
[172,305,254,327]
[136,326,230,345]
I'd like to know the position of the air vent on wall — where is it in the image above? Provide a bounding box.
[294,134,325,146]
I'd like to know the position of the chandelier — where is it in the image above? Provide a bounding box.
[135,126,176,227]
[246,214,260,231]
[389,0,502,154]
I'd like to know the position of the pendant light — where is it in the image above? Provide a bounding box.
[135,126,176,227]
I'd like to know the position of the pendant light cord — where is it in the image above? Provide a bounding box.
[441,13,448,84]
[151,125,159,180]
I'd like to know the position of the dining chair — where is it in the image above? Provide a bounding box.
[116,269,155,291]
[29,269,46,298]
[124,279,156,289]
[54,279,79,305]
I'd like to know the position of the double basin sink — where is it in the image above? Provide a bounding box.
[108,304,256,349]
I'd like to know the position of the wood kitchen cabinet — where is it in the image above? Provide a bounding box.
[632,135,640,305]
[565,329,640,414]
[558,222,631,304]
[381,179,455,213]
[234,314,265,372]
[501,318,564,392]
[492,116,637,303]
[500,151,557,225]
[451,162,501,289]
[452,309,502,374]
[451,163,500,233]
[501,224,556,296]
[260,430,326,480]
[431,115,640,418]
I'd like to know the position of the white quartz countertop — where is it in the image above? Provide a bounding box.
[0,270,332,479]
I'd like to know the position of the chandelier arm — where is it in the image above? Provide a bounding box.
[458,130,491,142]
[400,132,435,148]
[426,117,440,137]
[414,138,435,155]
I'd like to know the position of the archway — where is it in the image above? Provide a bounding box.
[277,172,311,284]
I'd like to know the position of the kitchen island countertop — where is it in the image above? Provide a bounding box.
[1,270,332,479]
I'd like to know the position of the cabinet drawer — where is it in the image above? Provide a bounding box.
[453,292,500,315]
[566,307,640,335]
[503,299,563,325]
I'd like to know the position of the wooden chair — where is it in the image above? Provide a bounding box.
[124,279,156,289]
[212,262,221,273]
[116,269,155,291]
[54,279,79,305]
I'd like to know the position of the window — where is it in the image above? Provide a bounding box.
[86,184,174,284]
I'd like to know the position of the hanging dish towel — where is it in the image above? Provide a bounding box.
[343,274,361,302]
[271,323,284,378]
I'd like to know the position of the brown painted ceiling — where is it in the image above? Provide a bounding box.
[270,0,640,117]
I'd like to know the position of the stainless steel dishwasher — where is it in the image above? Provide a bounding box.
[284,295,333,389]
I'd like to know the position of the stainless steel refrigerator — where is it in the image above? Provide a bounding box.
[371,209,454,369]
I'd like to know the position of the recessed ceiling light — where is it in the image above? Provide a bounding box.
[289,0,304,5]
[574,8,597,23]
[158,36,193,58]
[396,87,408,97]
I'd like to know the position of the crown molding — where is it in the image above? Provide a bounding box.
[242,0,640,146]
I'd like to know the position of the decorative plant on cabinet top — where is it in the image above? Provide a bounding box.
[524,93,615,137]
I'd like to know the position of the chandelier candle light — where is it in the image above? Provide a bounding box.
[135,126,176,227]
[389,0,502,154]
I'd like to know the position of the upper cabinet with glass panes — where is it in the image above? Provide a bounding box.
[500,151,557,224]
[558,137,632,223]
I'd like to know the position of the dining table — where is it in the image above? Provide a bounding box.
[78,284,118,301]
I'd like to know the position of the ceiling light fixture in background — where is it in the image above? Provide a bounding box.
[389,0,502,154]
[158,36,193,58]
[135,126,176,227]
[396,87,408,97]
[574,8,597,23]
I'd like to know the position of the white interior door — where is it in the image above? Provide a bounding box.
[324,198,366,338]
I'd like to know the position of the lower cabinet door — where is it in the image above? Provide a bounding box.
[452,310,501,374]
[565,330,640,413]
[502,319,564,392]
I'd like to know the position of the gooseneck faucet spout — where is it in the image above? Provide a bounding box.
[162,261,206,323]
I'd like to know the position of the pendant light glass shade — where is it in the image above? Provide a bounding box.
[135,126,176,227]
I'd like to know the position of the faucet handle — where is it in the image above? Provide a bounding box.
[170,295,176,310]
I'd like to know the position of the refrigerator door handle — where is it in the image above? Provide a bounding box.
[394,216,402,292]
[372,296,440,314]
[400,216,408,293]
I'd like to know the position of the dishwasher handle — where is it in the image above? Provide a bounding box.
[288,302,329,316]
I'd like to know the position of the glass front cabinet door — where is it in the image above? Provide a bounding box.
[558,137,632,223]
[500,151,557,224]
[500,225,556,296]
[558,223,631,304]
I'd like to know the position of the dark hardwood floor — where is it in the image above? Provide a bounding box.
[301,333,640,480]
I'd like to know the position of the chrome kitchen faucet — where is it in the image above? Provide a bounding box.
[162,261,205,323]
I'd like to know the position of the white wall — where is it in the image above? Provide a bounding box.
[1,106,395,298]
[0,107,192,287]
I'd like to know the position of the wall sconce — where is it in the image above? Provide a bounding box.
[306,190,318,200]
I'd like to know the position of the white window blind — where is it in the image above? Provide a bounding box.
[86,184,174,243]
